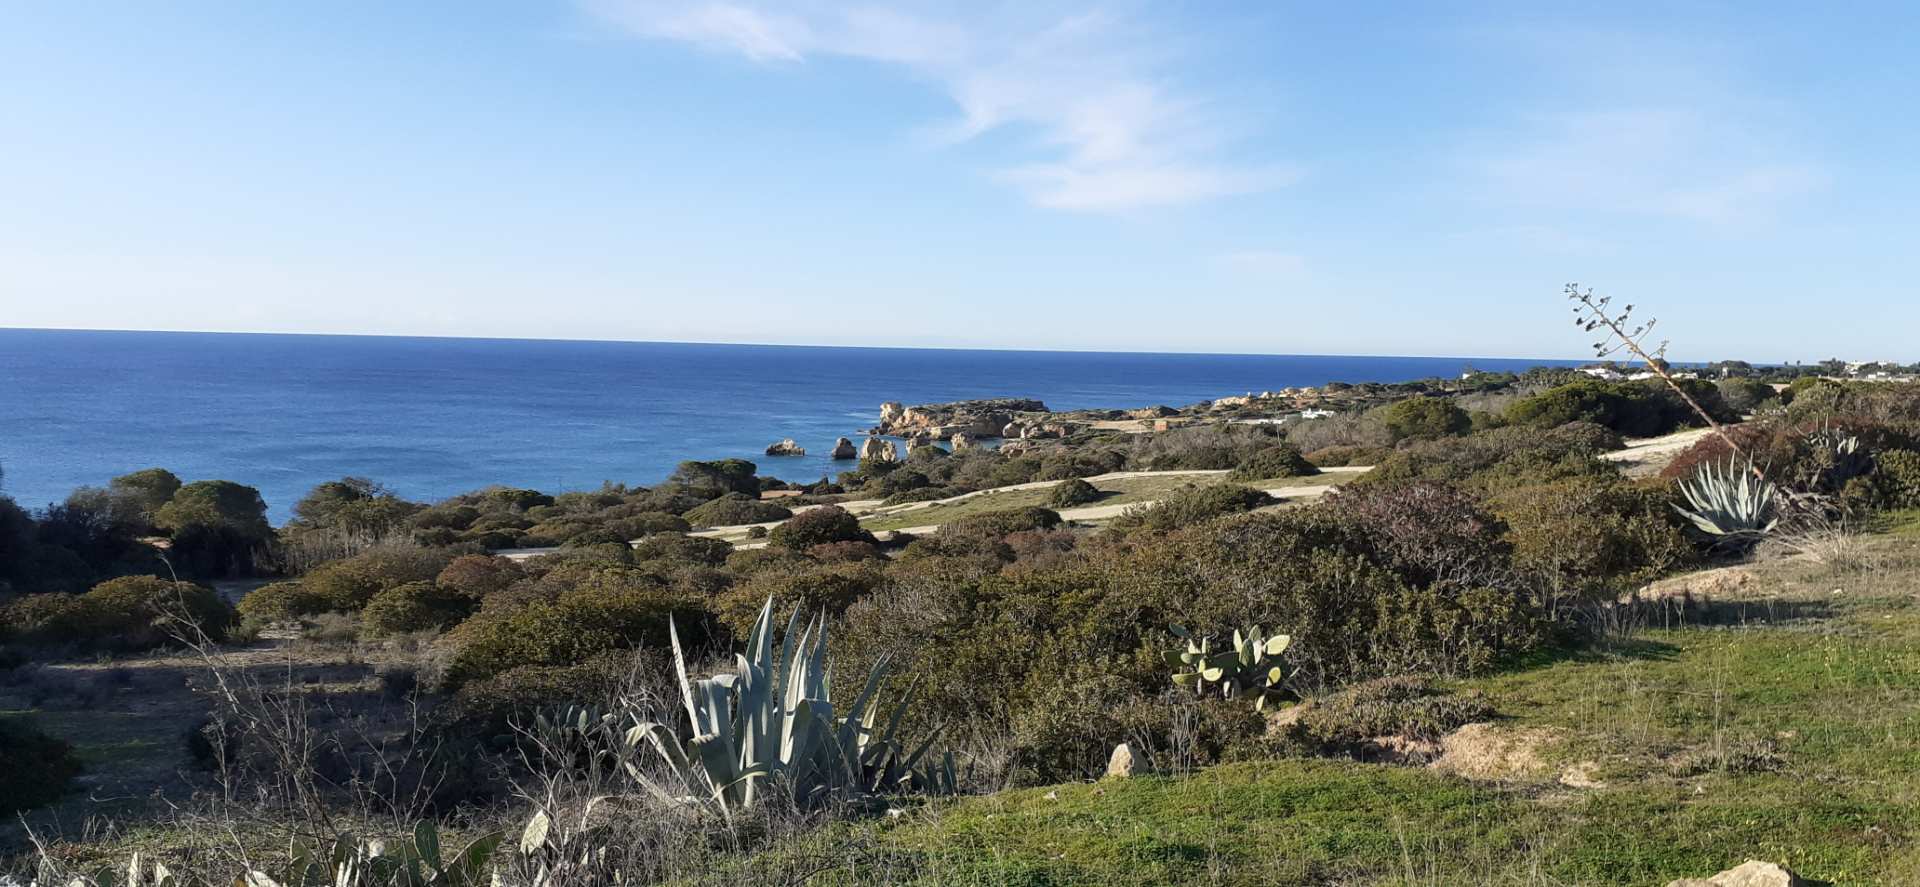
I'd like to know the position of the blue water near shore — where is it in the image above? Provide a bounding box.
[1,329,1577,522]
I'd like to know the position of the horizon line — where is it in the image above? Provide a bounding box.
[0,324,1661,366]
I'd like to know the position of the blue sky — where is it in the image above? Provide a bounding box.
[2,2,1913,361]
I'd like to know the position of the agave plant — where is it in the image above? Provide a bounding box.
[1674,458,1779,541]
[619,597,955,816]
[1164,624,1290,711]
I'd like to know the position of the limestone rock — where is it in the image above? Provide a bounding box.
[950,432,978,451]
[764,438,805,457]
[830,437,859,460]
[1104,742,1139,778]
[1664,861,1804,887]
[859,437,900,462]
[874,398,1048,439]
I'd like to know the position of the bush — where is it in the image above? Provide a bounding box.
[1119,423,1288,471]
[1506,379,1734,437]
[937,506,1063,540]
[1045,478,1102,508]
[1304,445,1393,468]
[235,581,334,625]
[714,562,885,633]
[1492,477,1696,603]
[1,593,90,646]
[441,577,712,689]
[628,532,731,566]
[300,547,455,613]
[1661,417,1917,492]
[1106,485,1272,536]
[882,486,955,506]
[1846,448,1920,511]
[0,718,83,813]
[1716,378,1779,413]
[434,555,526,600]
[1278,676,1495,755]
[682,494,793,528]
[50,576,232,650]
[1378,397,1470,442]
[439,654,637,748]
[360,581,475,637]
[1228,444,1318,481]
[1142,510,1541,688]
[1357,422,1620,494]
[665,459,760,498]
[1319,483,1512,589]
[769,505,871,550]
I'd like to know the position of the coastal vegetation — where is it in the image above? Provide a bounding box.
[5,300,1920,884]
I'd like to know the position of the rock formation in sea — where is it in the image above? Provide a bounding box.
[764,438,805,456]
[859,436,900,462]
[829,437,859,460]
[874,398,1048,441]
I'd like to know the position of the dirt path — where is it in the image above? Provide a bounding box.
[1600,426,1716,477]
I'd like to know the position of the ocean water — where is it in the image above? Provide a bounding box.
[0,329,1574,523]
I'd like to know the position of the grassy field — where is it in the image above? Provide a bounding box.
[858,472,1349,533]
[726,526,1920,885]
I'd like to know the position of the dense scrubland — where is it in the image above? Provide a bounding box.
[5,347,1920,885]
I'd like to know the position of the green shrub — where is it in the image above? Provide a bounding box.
[1492,477,1697,601]
[769,505,871,550]
[1142,510,1541,688]
[439,654,636,748]
[1278,676,1495,754]
[1357,422,1620,494]
[937,506,1063,540]
[300,547,455,613]
[1506,378,1734,437]
[882,486,956,506]
[1378,397,1470,441]
[1228,443,1318,481]
[1116,423,1288,471]
[434,555,525,599]
[59,576,232,649]
[628,532,732,566]
[1106,485,1272,535]
[235,581,333,625]
[441,578,711,689]
[1045,477,1102,508]
[1008,672,1261,783]
[1857,449,1920,510]
[0,718,83,814]
[682,493,793,528]
[1303,445,1393,468]
[360,581,475,637]
[715,562,885,633]
[1716,378,1779,413]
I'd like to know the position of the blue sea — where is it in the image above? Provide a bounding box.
[0,329,1576,523]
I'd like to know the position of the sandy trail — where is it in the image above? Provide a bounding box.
[1600,426,1716,476]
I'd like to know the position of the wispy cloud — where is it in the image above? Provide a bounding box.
[581,1,1292,211]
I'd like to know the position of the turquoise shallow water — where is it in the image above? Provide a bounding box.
[0,328,1574,522]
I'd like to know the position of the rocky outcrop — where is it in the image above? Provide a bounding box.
[950,432,978,451]
[1665,861,1804,887]
[859,437,900,462]
[875,398,1048,440]
[829,437,859,460]
[1104,742,1139,778]
[764,438,805,456]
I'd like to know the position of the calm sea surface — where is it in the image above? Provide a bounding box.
[0,329,1574,522]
